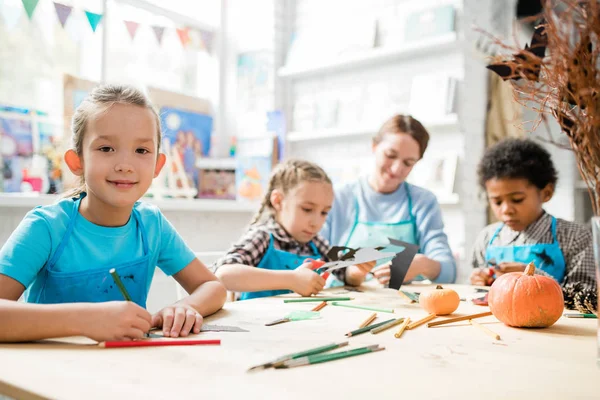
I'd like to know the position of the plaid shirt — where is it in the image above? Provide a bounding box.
[471,211,596,290]
[213,217,337,275]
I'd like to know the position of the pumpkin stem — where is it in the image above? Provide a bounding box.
[436,285,444,289]
[524,262,536,276]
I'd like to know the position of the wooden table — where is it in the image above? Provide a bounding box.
[1,285,599,400]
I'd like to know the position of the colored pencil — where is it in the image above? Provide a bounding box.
[331,302,395,314]
[563,313,597,318]
[358,313,377,329]
[275,345,384,368]
[345,318,395,337]
[469,319,501,340]
[109,268,132,301]
[311,301,328,312]
[283,297,353,303]
[394,317,411,338]
[407,314,437,330]
[398,290,416,303]
[428,311,493,327]
[370,317,405,334]
[98,339,221,348]
[247,341,349,371]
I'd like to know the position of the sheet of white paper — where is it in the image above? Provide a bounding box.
[319,247,397,272]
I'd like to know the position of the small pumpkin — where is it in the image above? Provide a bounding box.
[488,262,564,328]
[419,285,460,315]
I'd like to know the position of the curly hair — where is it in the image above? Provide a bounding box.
[477,138,558,189]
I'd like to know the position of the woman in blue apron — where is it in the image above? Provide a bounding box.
[321,114,457,287]
[214,159,334,300]
[471,138,595,292]
[0,84,226,343]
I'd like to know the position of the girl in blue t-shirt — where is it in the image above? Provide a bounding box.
[0,84,226,343]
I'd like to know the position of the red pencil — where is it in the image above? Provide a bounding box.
[98,339,221,348]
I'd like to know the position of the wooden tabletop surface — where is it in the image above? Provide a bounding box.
[0,284,599,400]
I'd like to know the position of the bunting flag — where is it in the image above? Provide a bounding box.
[124,20,138,40]
[176,27,190,47]
[21,0,38,20]
[53,1,71,28]
[151,25,165,45]
[199,29,214,52]
[84,10,102,32]
[1,1,23,31]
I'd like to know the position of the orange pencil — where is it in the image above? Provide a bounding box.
[311,301,328,312]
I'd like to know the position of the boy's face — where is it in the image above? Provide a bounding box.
[485,177,553,232]
[272,181,334,244]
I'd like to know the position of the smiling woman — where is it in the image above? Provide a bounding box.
[320,114,457,288]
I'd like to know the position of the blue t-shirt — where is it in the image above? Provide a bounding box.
[320,177,456,283]
[0,198,197,301]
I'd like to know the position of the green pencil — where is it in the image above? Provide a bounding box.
[345,318,396,337]
[283,297,353,303]
[331,302,395,314]
[275,345,385,368]
[563,313,597,318]
[109,268,132,301]
[247,341,349,371]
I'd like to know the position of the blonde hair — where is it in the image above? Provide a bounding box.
[250,159,332,225]
[373,114,430,158]
[64,84,162,198]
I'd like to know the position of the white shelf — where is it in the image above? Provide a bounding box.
[195,158,236,170]
[287,114,459,142]
[278,32,459,80]
[0,194,257,213]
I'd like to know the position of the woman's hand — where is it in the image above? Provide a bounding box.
[152,304,203,338]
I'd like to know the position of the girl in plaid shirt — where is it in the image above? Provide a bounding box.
[470,139,596,301]
[214,159,334,300]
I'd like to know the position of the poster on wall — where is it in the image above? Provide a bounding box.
[160,107,213,195]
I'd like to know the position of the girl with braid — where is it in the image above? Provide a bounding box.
[214,159,334,300]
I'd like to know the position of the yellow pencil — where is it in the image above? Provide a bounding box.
[469,319,501,340]
[407,313,437,330]
[394,317,411,338]
[358,313,377,329]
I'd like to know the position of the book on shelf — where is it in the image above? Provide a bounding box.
[404,4,455,43]
[409,73,458,122]
[235,134,279,203]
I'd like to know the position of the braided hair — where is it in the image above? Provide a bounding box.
[249,159,332,225]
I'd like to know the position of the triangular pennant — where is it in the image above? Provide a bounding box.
[21,0,39,20]
[188,29,204,50]
[199,30,214,52]
[84,10,102,32]
[53,2,72,28]
[151,25,165,45]
[124,20,138,40]
[1,1,23,31]
[176,27,190,47]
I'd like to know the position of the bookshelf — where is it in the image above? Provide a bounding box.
[278,32,459,80]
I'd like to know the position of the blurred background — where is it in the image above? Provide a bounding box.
[0,0,592,309]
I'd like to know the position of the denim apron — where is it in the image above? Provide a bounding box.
[485,216,566,283]
[239,234,320,300]
[30,194,151,307]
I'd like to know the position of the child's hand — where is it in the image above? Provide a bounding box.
[347,260,377,279]
[83,301,152,342]
[496,262,527,276]
[291,261,326,297]
[152,304,203,338]
[370,262,390,285]
[470,268,493,286]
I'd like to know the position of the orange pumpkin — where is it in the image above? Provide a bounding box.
[419,285,460,315]
[488,262,564,328]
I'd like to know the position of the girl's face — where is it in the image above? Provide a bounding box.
[271,180,334,244]
[371,132,421,194]
[485,177,553,231]
[69,103,165,209]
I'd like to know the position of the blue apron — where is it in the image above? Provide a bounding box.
[239,234,320,300]
[485,216,566,283]
[29,193,151,308]
[327,182,419,287]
